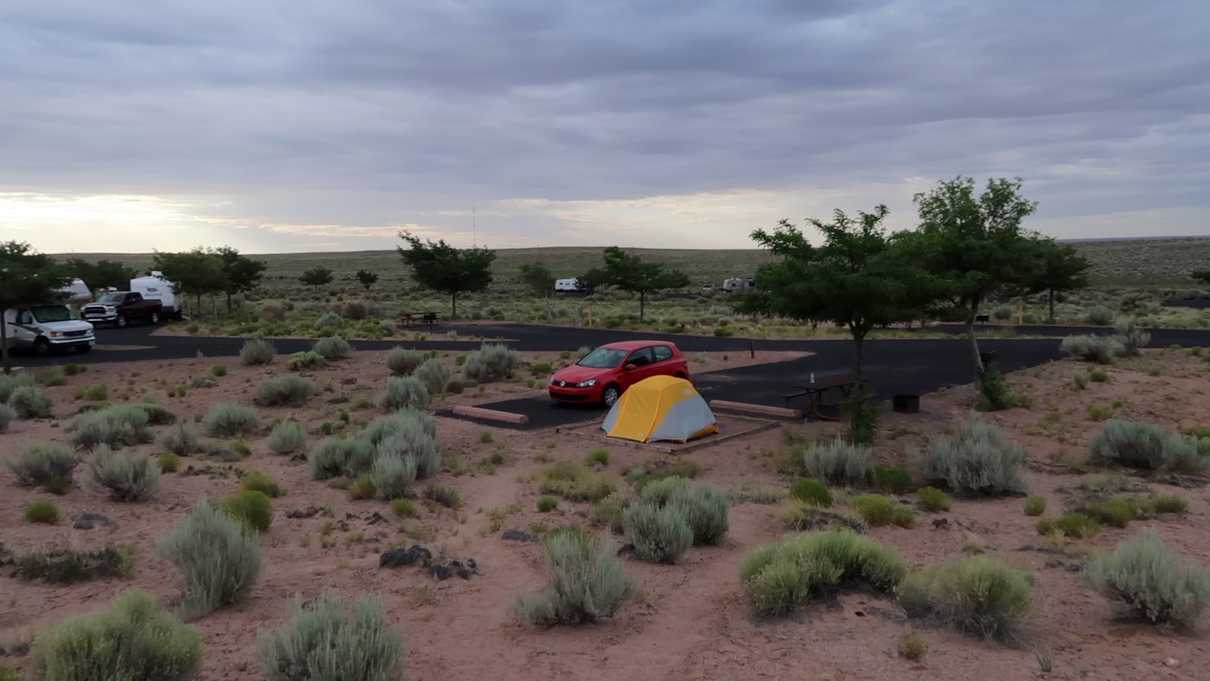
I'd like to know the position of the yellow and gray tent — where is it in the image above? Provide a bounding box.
[601,375,718,443]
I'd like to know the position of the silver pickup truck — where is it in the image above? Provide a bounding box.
[2,304,96,354]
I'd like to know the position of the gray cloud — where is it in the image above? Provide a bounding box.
[0,0,1207,251]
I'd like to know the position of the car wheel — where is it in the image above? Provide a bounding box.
[76,344,92,354]
[150,311,160,325]
[602,385,621,407]
[33,337,50,356]
[116,314,127,328]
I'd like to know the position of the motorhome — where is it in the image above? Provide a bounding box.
[130,271,182,318]
[554,277,586,293]
[721,276,755,292]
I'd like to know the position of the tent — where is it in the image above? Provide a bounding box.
[601,375,718,443]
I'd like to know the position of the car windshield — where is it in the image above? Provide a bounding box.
[97,292,126,304]
[31,305,72,323]
[577,347,628,368]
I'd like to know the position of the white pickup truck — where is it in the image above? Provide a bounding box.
[2,304,96,354]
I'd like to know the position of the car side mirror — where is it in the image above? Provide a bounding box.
[623,363,636,372]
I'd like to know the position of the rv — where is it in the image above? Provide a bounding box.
[554,277,586,293]
[81,271,182,327]
[721,276,755,293]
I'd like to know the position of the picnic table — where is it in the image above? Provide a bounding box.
[782,374,858,420]
[399,311,439,326]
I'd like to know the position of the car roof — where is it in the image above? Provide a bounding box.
[598,340,676,351]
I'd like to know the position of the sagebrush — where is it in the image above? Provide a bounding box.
[89,446,160,502]
[516,528,632,625]
[920,418,1027,495]
[259,593,403,681]
[1084,531,1210,626]
[158,502,263,618]
[898,555,1031,639]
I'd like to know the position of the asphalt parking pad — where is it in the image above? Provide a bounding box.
[560,413,778,453]
[439,396,605,430]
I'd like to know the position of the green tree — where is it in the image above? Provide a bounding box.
[299,266,334,288]
[153,249,227,315]
[64,258,136,290]
[909,177,1041,372]
[215,246,267,314]
[397,232,495,318]
[583,246,689,321]
[518,262,555,297]
[1192,270,1210,286]
[1028,238,1090,323]
[747,206,936,381]
[355,269,379,292]
[0,242,72,373]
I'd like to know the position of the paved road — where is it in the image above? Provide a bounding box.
[14,321,1210,430]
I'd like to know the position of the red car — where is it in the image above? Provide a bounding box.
[548,340,691,406]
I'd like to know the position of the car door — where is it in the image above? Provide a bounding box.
[651,344,678,377]
[621,347,657,389]
[124,293,144,319]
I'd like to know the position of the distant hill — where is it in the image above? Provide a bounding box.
[56,236,1210,288]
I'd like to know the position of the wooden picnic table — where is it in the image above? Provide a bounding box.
[783,375,858,420]
[399,311,439,326]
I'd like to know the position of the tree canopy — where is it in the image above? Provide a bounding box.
[518,262,555,297]
[1192,270,1210,286]
[63,257,136,290]
[152,249,227,314]
[299,266,334,287]
[0,241,72,372]
[582,246,689,320]
[397,232,495,318]
[215,246,267,313]
[355,269,379,291]
[1026,238,1090,322]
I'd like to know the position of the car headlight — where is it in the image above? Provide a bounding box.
[577,378,598,388]
[48,331,62,337]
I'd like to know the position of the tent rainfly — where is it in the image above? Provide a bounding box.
[601,375,717,443]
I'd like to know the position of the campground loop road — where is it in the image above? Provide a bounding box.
[16,321,1210,430]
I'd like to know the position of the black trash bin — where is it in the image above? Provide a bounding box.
[892,394,920,413]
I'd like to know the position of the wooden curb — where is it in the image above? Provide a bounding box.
[709,400,801,421]
[450,405,530,425]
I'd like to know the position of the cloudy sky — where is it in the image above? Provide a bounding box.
[2,1,1207,253]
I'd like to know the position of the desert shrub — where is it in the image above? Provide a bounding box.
[1060,334,1124,363]
[921,419,1027,496]
[211,364,227,377]
[1085,305,1116,326]
[537,495,558,512]
[799,438,872,486]
[391,498,417,518]
[625,459,701,490]
[380,376,430,411]
[898,555,1031,639]
[975,366,1023,411]
[203,402,258,437]
[917,486,952,512]
[349,473,377,500]
[267,420,306,454]
[287,351,327,371]
[1088,419,1202,473]
[31,589,201,681]
[24,498,61,524]
[240,338,276,366]
[1072,372,1088,390]
[791,478,832,507]
[1082,496,1137,528]
[159,452,180,472]
[586,449,609,466]
[160,423,202,455]
[624,502,693,563]
[367,411,441,479]
[308,437,374,480]
[1088,404,1112,421]
[637,477,729,545]
[371,453,416,500]
[515,529,632,625]
[590,493,628,534]
[843,383,879,444]
[898,628,927,660]
[8,385,52,418]
[241,470,284,497]
[782,503,867,533]
[1152,494,1188,514]
[220,490,274,532]
[445,379,464,394]
[1115,322,1150,356]
[78,383,108,401]
[72,404,153,450]
[740,530,905,618]
[540,461,615,502]
[7,442,77,493]
[426,484,461,508]
[413,358,450,396]
[159,502,262,618]
[0,373,34,402]
[0,403,13,433]
[386,347,424,376]
[89,446,160,502]
[258,592,402,681]
[255,375,315,407]
[12,545,133,583]
[1036,512,1100,539]
[852,494,916,528]
[1085,531,1210,626]
[313,336,352,361]
[1023,496,1047,516]
[874,465,914,494]
[462,343,518,382]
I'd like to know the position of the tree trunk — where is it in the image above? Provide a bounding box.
[639,291,646,321]
[1048,289,1056,323]
[851,330,865,383]
[226,291,233,315]
[967,303,984,374]
[1,313,10,375]
[450,291,457,319]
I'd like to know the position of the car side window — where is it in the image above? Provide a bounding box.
[18,310,33,325]
[652,345,672,362]
[628,348,655,367]
[126,293,140,303]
